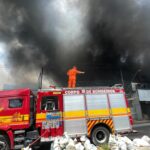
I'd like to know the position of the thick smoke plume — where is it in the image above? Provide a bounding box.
[0,0,150,88]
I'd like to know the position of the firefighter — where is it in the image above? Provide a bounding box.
[67,66,85,88]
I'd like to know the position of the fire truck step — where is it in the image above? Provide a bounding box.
[14,130,25,134]
[14,137,25,142]
[14,144,24,149]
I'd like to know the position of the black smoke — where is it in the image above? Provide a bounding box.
[1,0,150,87]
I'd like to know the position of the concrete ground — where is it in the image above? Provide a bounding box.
[127,123,150,140]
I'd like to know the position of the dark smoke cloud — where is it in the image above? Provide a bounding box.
[0,0,150,87]
[86,0,150,84]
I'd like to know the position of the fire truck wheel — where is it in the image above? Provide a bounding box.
[91,126,110,146]
[0,135,10,150]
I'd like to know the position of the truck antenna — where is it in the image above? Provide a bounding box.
[38,67,44,89]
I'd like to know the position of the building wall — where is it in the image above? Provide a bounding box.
[138,89,150,120]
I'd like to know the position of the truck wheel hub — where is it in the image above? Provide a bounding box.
[96,131,106,142]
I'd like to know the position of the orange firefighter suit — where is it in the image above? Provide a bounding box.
[67,66,84,88]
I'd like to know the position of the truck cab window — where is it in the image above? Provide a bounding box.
[41,96,58,111]
[9,98,23,108]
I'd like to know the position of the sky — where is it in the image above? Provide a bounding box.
[0,42,11,89]
[0,0,150,89]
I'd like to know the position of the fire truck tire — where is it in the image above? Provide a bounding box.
[91,126,110,146]
[0,135,10,150]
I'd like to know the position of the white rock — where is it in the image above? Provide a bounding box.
[59,143,65,149]
[54,146,61,150]
[109,134,137,150]
[75,142,84,150]
[53,138,61,150]
[84,138,90,144]
[66,144,76,150]
[80,135,86,142]
[54,137,59,144]
[53,144,61,149]
[54,142,59,148]
[142,135,150,144]
[122,136,133,144]
[133,138,150,147]
[90,144,97,150]
[74,138,78,144]
[22,146,32,150]
[109,134,118,144]
[117,135,124,142]
[121,136,135,150]
[84,139,92,150]
[118,140,127,150]
[66,139,75,150]
[69,139,75,145]
[60,138,69,148]
[66,145,76,150]
[64,132,70,140]
[109,134,118,149]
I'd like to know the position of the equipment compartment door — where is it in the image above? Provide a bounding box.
[63,95,87,136]
[108,93,131,132]
[86,94,110,118]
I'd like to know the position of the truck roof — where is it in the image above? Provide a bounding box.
[0,88,31,98]
[38,86,124,94]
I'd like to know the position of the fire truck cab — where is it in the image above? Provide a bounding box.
[0,88,36,149]
[0,86,133,149]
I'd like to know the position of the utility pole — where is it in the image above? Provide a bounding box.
[38,67,44,89]
[120,69,125,88]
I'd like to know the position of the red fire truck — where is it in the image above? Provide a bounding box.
[0,86,133,149]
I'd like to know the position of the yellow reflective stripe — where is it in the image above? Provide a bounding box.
[63,110,85,118]
[87,109,109,116]
[127,108,131,113]
[111,108,128,114]
[0,114,29,120]
[0,114,29,123]
[0,118,12,123]
[53,92,61,94]
[23,114,29,121]
[36,108,131,120]
[36,113,46,120]
[63,108,130,119]
[0,121,29,125]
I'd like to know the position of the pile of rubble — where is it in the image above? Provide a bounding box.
[109,134,150,150]
[51,132,97,150]
[22,133,150,150]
